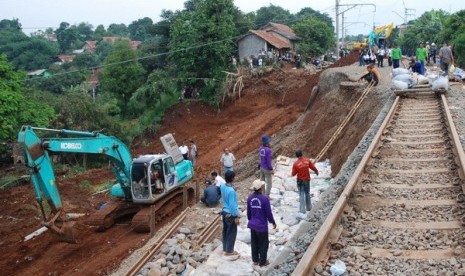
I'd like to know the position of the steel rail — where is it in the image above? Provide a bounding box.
[292,95,400,275]
[126,207,190,276]
[293,92,465,275]
[193,215,221,250]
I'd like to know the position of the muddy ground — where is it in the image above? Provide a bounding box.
[0,52,393,276]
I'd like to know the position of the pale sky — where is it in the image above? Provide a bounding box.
[1,0,463,36]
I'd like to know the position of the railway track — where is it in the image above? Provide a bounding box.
[293,90,465,275]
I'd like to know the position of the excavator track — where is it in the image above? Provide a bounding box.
[132,187,190,234]
[87,185,196,234]
[86,201,141,232]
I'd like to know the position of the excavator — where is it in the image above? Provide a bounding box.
[17,125,194,243]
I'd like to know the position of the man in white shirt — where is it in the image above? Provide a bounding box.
[211,171,226,187]
[179,141,189,160]
[220,148,236,173]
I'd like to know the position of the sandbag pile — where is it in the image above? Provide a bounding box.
[391,67,449,91]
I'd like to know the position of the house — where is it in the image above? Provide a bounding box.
[82,40,97,54]
[27,69,51,78]
[237,22,300,59]
[55,54,76,64]
[101,37,141,50]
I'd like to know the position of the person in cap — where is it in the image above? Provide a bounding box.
[258,135,273,196]
[200,178,220,207]
[220,170,240,257]
[247,179,276,267]
[291,149,319,214]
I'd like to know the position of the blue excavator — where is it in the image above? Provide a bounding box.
[17,125,194,242]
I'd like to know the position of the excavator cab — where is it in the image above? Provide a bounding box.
[130,155,178,204]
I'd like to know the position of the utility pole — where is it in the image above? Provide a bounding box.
[335,0,339,56]
[335,1,376,56]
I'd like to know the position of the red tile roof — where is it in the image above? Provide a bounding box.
[262,22,296,36]
[57,54,76,62]
[249,30,291,49]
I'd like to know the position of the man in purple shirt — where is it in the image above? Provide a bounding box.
[247,179,276,267]
[259,135,273,196]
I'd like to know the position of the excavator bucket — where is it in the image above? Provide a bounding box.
[51,221,77,243]
[45,211,78,243]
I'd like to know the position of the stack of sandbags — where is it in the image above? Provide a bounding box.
[432,76,449,90]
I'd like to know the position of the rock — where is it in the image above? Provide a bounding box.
[175,264,185,274]
[160,267,169,276]
[160,246,170,255]
[148,268,162,276]
[283,178,298,192]
[155,258,166,267]
[181,241,191,250]
[179,227,193,235]
[236,228,251,244]
[172,254,180,264]
[175,246,186,256]
[314,264,323,273]
[175,233,186,240]
[281,215,299,226]
[165,239,177,247]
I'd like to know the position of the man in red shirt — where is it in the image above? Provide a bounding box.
[291,149,319,214]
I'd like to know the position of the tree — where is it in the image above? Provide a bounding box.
[168,0,237,103]
[55,22,81,53]
[0,54,54,148]
[453,33,465,67]
[128,17,153,41]
[295,7,333,29]
[293,16,335,58]
[440,10,465,43]
[93,24,106,40]
[100,41,145,118]
[254,4,295,28]
[398,10,449,53]
[106,23,129,37]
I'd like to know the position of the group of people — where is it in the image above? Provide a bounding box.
[200,135,319,268]
[179,140,197,167]
[357,40,455,86]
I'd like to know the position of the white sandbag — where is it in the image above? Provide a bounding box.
[392,80,408,90]
[417,74,430,84]
[431,76,449,90]
[392,68,409,77]
[393,73,411,83]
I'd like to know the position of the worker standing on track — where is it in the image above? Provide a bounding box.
[247,179,276,267]
[259,135,274,197]
[291,149,319,214]
[220,170,240,258]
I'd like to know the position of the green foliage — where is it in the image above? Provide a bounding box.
[128,17,153,41]
[93,25,106,41]
[0,21,58,70]
[100,41,145,118]
[254,4,294,27]
[106,23,129,37]
[398,10,449,53]
[453,33,465,67]
[295,7,333,29]
[293,16,335,58]
[31,67,86,94]
[440,10,465,43]
[79,180,93,190]
[0,55,55,147]
[168,0,236,103]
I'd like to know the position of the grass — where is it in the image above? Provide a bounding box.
[0,175,30,190]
